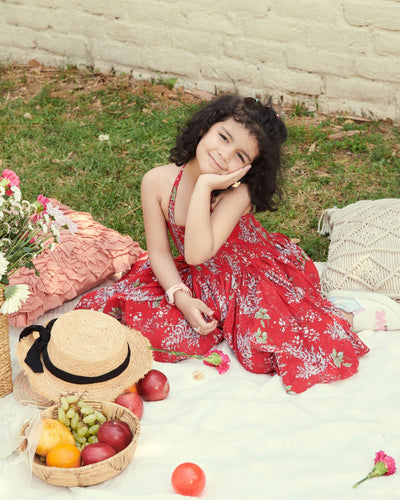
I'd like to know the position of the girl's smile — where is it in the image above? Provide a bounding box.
[195,117,259,174]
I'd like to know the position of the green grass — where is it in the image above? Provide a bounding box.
[1,63,399,261]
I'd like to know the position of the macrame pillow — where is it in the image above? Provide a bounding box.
[318,198,400,301]
[8,200,144,327]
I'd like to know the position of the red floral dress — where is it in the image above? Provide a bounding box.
[75,166,369,394]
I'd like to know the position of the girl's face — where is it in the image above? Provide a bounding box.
[195,117,259,174]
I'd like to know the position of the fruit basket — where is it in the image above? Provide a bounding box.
[18,401,140,487]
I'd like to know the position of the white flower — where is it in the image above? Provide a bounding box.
[0,284,30,314]
[98,134,110,142]
[11,186,21,202]
[64,219,77,234]
[0,254,9,279]
[50,225,61,240]
[46,202,78,234]
[0,238,10,248]
[38,219,48,233]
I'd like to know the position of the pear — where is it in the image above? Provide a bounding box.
[35,418,75,457]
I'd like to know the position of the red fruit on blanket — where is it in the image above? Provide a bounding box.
[137,369,170,401]
[171,462,206,496]
[114,392,144,419]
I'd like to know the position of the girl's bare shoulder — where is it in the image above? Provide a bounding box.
[142,163,179,186]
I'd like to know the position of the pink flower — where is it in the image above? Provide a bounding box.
[353,450,396,488]
[150,347,231,374]
[374,451,396,475]
[31,194,50,221]
[1,169,20,195]
[203,349,231,374]
[36,194,50,211]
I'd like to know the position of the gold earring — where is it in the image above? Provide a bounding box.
[232,181,241,188]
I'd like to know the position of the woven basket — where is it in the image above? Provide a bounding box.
[18,401,140,487]
[0,289,13,398]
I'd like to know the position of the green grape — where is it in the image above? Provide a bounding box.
[80,405,95,415]
[83,413,97,425]
[57,408,70,427]
[88,435,98,444]
[65,394,79,404]
[72,431,87,445]
[77,425,88,437]
[88,424,99,435]
[65,407,76,419]
[70,413,80,430]
[60,396,69,411]
[95,411,106,424]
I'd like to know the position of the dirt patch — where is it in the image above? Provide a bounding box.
[1,59,215,107]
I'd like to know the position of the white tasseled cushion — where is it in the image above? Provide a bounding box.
[318,198,400,301]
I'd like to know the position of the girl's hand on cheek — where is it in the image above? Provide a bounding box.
[197,165,251,191]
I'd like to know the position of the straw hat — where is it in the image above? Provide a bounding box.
[16,309,153,403]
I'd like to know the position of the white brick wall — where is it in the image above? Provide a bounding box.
[0,0,399,120]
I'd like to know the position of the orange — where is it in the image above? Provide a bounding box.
[125,383,138,393]
[46,443,81,468]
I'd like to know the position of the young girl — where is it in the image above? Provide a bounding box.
[75,95,399,394]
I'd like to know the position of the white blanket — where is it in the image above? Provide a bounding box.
[1,271,399,500]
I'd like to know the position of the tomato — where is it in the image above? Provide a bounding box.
[171,462,206,496]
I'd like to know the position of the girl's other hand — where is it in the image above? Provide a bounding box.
[174,293,218,335]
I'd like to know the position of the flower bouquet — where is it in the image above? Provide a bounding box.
[0,169,76,397]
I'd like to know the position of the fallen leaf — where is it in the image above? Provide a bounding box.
[184,88,214,101]
[308,141,317,153]
[328,130,360,140]
[344,115,372,123]
[25,59,41,68]
[193,370,205,380]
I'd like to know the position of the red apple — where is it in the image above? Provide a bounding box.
[114,392,144,419]
[81,442,116,465]
[137,369,170,401]
[97,420,132,453]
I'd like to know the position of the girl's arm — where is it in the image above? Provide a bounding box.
[184,167,251,265]
[141,168,217,333]
[141,167,182,291]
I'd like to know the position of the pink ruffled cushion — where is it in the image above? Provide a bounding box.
[8,200,144,327]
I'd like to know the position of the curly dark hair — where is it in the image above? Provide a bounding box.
[169,94,287,212]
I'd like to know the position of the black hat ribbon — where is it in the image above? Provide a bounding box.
[19,319,57,373]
